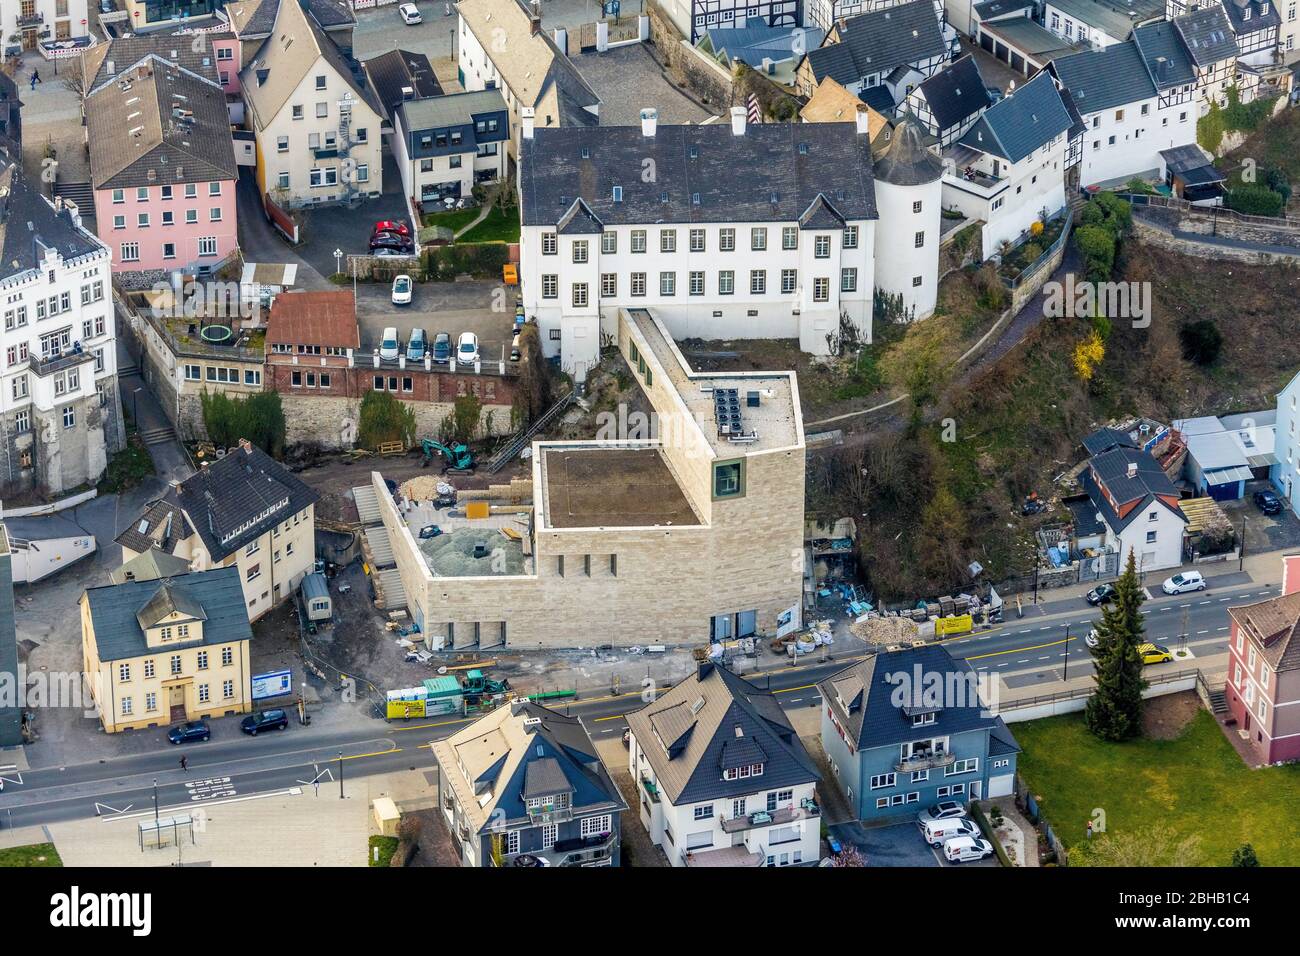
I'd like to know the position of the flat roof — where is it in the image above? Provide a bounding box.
[628,310,801,457]
[418,526,528,577]
[542,447,700,529]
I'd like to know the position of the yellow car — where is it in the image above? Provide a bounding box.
[1138,642,1174,665]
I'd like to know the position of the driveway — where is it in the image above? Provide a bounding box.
[295,149,412,276]
[1220,480,1300,554]
[830,818,1000,867]
[235,169,331,290]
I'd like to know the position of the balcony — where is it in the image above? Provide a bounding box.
[526,802,573,824]
[29,348,94,378]
[896,749,956,773]
[640,773,661,804]
[18,14,44,28]
[719,801,820,834]
[682,845,764,868]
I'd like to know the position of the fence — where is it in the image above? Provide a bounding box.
[997,667,1202,724]
[999,207,1072,289]
[1014,774,1069,866]
[1120,191,1300,231]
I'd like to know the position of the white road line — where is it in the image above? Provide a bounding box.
[1197,630,1208,635]
[106,787,305,822]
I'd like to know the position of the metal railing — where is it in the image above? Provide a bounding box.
[1121,192,1300,230]
[483,388,577,474]
[997,667,1201,712]
[999,207,1072,289]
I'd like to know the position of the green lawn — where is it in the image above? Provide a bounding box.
[0,843,63,867]
[1016,711,1300,866]
[458,205,521,244]
[421,208,480,233]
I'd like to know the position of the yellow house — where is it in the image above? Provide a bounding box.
[81,567,254,733]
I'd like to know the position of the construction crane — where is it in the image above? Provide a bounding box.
[420,438,475,474]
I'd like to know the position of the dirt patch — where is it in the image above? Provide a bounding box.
[1142,691,1202,741]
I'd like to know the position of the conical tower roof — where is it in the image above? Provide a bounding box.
[872,119,944,187]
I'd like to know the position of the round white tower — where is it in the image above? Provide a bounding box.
[872,119,944,322]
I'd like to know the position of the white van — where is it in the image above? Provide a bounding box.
[943,835,994,863]
[920,816,980,847]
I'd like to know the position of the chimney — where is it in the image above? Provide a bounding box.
[1283,554,1300,596]
[521,106,536,140]
[730,105,747,136]
[1127,462,1138,479]
[239,437,253,455]
[698,660,715,681]
[510,697,529,716]
[530,0,541,35]
[640,106,658,137]
[855,103,871,136]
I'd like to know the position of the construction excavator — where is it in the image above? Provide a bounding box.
[421,438,475,475]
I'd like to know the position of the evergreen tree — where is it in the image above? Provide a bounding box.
[1084,550,1148,741]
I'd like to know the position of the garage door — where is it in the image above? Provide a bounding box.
[988,774,1013,798]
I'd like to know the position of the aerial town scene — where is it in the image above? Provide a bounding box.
[0,0,1293,923]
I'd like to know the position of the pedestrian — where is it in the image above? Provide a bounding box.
[28,72,36,91]
[179,755,188,772]
[1086,819,1093,840]
[32,68,40,85]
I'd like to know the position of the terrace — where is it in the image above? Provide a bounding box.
[539,445,700,531]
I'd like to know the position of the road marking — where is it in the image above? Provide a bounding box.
[967,637,1068,660]
[106,788,305,822]
[296,767,334,786]
[94,802,134,817]
[1197,630,1208,635]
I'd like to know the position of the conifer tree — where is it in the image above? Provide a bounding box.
[1084,550,1148,741]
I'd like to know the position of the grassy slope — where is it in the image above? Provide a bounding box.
[1015,711,1300,866]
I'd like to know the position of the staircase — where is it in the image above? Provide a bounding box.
[139,425,177,446]
[52,181,95,222]
[118,358,140,377]
[483,389,577,474]
[1208,687,1228,717]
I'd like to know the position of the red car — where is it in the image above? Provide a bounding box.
[371,219,411,238]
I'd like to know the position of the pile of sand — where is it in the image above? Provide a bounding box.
[400,476,456,502]
[850,616,920,646]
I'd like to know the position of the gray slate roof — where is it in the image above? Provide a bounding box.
[1050,40,1157,115]
[81,35,222,95]
[115,499,194,556]
[226,0,355,38]
[398,89,507,135]
[1083,446,1186,533]
[820,645,1018,751]
[873,118,944,185]
[1132,21,1198,90]
[625,663,820,805]
[87,55,237,191]
[1223,0,1281,35]
[914,54,993,133]
[0,164,104,278]
[175,443,320,563]
[362,49,443,116]
[1174,6,1239,66]
[1045,0,1164,40]
[958,71,1072,164]
[83,568,252,663]
[804,0,947,87]
[519,122,878,227]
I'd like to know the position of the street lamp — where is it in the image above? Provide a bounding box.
[1062,625,1071,681]
[131,386,143,427]
[1239,512,1246,571]
[333,247,343,277]
[153,778,159,823]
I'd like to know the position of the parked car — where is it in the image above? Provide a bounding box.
[1085,628,1101,649]
[399,2,422,24]
[372,219,411,238]
[917,801,967,825]
[1161,570,1205,595]
[406,326,427,360]
[1085,583,1116,606]
[370,233,415,255]
[943,835,995,863]
[167,720,210,744]
[920,816,980,847]
[1138,642,1175,665]
[240,709,289,735]
[1254,489,1283,515]
[379,327,401,362]
[432,331,452,364]
[510,331,521,363]
[391,274,413,306]
[457,331,479,364]
[372,245,414,259]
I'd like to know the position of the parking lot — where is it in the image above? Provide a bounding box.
[353,278,515,360]
[831,817,1001,868]
[1220,480,1300,554]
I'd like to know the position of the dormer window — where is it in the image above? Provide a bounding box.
[722,762,764,781]
[912,712,936,727]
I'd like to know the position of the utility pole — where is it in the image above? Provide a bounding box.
[1239,512,1246,571]
[338,751,344,799]
[153,778,159,822]
[1062,625,1071,681]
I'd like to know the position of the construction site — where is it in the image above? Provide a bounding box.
[344,308,807,652]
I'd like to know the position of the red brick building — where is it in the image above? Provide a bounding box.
[1225,554,1300,765]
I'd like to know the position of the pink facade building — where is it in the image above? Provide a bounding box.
[1225,553,1300,765]
[84,40,238,274]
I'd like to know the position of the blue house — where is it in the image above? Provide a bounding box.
[819,645,1019,822]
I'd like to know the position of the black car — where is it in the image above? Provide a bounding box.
[1085,583,1117,606]
[240,709,289,736]
[369,234,415,255]
[1254,489,1283,515]
[167,720,210,744]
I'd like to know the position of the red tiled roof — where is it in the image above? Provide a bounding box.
[266,290,359,350]
[1227,591,1300,673]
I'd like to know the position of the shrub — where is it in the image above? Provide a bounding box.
[200,390,286,458]
[1179,319,1224,366]
[1072,330,1105,382]
[423,241,510,281]
[1074,224,1117,282]
[357,389,417,449]
[440,393,483,446]
[1225,183,1284,216]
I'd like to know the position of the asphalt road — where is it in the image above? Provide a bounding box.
[0,570,1270,831]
